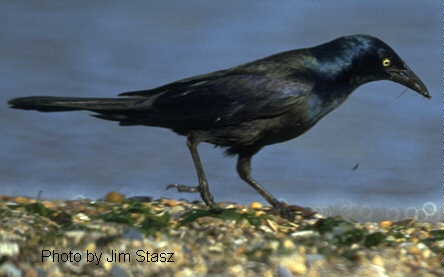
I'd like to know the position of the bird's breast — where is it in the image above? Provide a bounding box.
[305,92,349,124]
[255,102,317,146]
[260,92,348,145]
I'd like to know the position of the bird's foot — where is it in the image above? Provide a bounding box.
[166,184,200,193]
[272,202,316,220]
[166,183,216,207]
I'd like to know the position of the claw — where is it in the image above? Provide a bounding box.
[166,184,200,193]
[273,202,316,220]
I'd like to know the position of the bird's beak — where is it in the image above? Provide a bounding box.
[387,65,431,99]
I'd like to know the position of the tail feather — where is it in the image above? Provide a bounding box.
[8,96,142,112]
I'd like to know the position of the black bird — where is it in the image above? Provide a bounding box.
[8,34,430,216]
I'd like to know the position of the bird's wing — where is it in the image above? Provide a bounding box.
[119,69,230,97]
[120,72,312,129]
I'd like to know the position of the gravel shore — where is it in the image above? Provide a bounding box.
[0,193,442,277]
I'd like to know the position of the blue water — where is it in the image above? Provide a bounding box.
[1,1,441,217]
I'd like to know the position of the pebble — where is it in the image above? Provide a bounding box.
[266,219,278,232]
[306,254,325,266]
[0,195,12,201]
[435,240,444,248]
[62,260,84,274]
[407,245,421,255]
[250,202,263,209]
[422,248,432,259]
[24,268,38,277]
[255,210,266,216]
[0,263,22,277]
[102,260,113,271]
[84,242,96,252]
[233,237,247,245]
[47,267,63,277]
[277,265,294,277]
[416,230,429,240]
[42,201,57,209]
[371,255,384,267]
[354,265,389,277]
[170,205,186,213]
[208,243,224,253]
[228,265,244,275]
[283,239,295,249]
[175,268,194,277]
[105,192,125,203]
[297,246,306,255]
[259,225,274,233]
[290,230,316,238]
[222,203,237,209]
[379,221,393,228]
[64,230,86,244]
[122,227,145,240]
[14,196,31,204]
[306,269,320,277]
[0,242,19,257]
[111,265,131,277]
[130,240,143,248]
[162,199,182,207]
[72,213,90,223]
[269,240,280,251]
[279,254,307,275]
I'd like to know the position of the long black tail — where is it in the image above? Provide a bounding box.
[8,96,142,112]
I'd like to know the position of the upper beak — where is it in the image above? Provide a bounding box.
[387,64,431,99]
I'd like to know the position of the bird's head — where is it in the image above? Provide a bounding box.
[314,34,431,99]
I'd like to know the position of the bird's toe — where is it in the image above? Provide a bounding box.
[273,202,316,220]
[166,184,200,193]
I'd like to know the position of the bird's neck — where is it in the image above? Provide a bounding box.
[310,38,381,87]
[307,52,380,105]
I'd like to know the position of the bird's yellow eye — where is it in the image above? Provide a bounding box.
[382,58,391,67]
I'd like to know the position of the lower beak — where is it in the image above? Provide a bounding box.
[388,66,431,99]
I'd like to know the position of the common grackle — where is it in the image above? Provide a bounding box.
[8,34,430,217]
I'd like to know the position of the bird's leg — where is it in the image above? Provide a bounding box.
[237,154,281,206]
[236,153,315,219]
[186,136,215,206]
[167,135,215,207]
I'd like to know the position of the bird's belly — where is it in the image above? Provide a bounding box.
[196,115,310,149]
[257,113,314,146]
